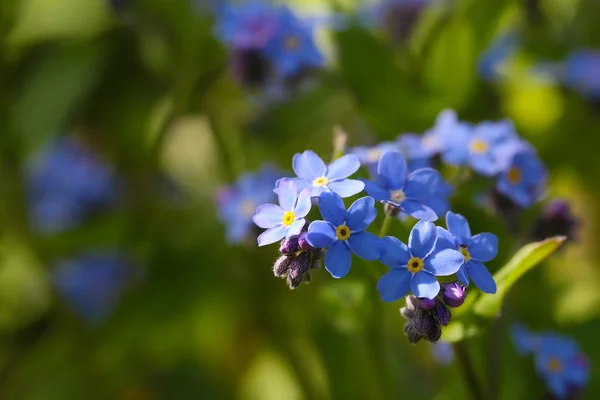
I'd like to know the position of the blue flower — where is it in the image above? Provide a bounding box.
[362,151,441,221]
[26,137,117,234]
[214,1,279,50]
[349,141,399,176]
[422,109,464,158]
[377,221,464,300]
[53,251,140,323]
[361,0,429,42]
[253,178,312,246]
[563,49,600,100]
[217,165,283,244]
[436,212,498,294]
[282,150,364,198]
[431,341,454,365]
[510,323,537,355]
[397,134,432,171]
[442,119,519,176]
[263,7,324,77]
[496,145,547,208]
[306,192,382,278]
[478,34,518,82]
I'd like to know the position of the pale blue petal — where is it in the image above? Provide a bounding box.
[411,271,441,299]
[273,178,310,194]
[362,179,390,202]
[425,249,464,276]
[469,233,498,262]
[446,211,472,243]
[327,179,364,198]
[546,376,568,398]
[408,220,437,258]
[286,218,305,237]
[257,225,287,246]
[404,168,440,200]
[377,268,411,302]
[293,189,312,218]
[456,265,469,285]
[377,151,407,189]
[402,200,438,221]
[277,179,297,212]
[326,154,361,180]
[470,153,500,176]
[324,240,352,278]
[468,261,496,294]
[306,221,336,248]
[317,192,346,226]
[293,150,326,180]
[347,231,381,260]
[252,204,284,229]
[346,196,377,232]
[309,185,329,198]
[379,236,410,268]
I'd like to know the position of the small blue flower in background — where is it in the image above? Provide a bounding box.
[431,341,454,365]
[306,192,382,278]
[397,134,432,171]
[361,0,429,43]
[349,141,399,176]
[26,136,118,235]
[264,6,324,78]
[53,251,140,323]
[217,165,283,244]
[215,1,279,50]
[362,151,441,221]
[510,323,538,355]
[377,221,464,300]
[563,49,600,100]
[281,150,364,198]
[421,109,463,158]
[253,179,312,246]
[496,145,547,208]
[478,33,518,82]
[436,212,498,294]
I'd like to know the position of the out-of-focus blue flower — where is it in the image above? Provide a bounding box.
[421,109,465,158]
[215,1,279,50]
[431,341,455,365]
[53,251,140,323]
[443,119,519,176]
[306,193,382,278]
[217,165,283,244]
[436,212,498,294]
[281,150,364,198]
[26,137,118,235]
[397,134,432,171]
[531,199,579,242]
[377,221,464,300]
[510,323,537,355]
[478,34,518,82]
[563,49,600,100]
[361,0,429,43]
[349,141,399,176]
[253,179,312,246]
[496,145,547,208]
[362,151,441,221]
[264,7,324,78]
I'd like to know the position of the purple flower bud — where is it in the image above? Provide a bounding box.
[279,236,300,255]
[298,232,311,250]
[418,297,436,310]
[441,282,467,308]
[531,199,579,242]
[434,300,452,326]
[273,256,292,277]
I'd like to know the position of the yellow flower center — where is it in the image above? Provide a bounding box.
[284,35,300,50]
[313,176,329,187]
[459,245,471,263]
[240,200,256,218]
[469,139,489,154]
[336,225,351,241]
[390,189,406,203]
[282,211,295,227]
[547,358,562,373]
[507,167,522,184]
[367,148,382,163]
[407,257,424,273]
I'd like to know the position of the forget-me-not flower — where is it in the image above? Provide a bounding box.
[362,151,441,221]
[377,221,464,300]
[215,1,279,50]
[477,34,518,82]
[349,141,399,176]
[306,192,382,278]
[436,211,498,294]
[253,178,312,246]
[397,134,433,171]
[497,145,547,208]
[563,49,600,100]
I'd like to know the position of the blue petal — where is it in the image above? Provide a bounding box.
[377,268,411,302]
[257,225,287,246]
[446,211,472,243]
[467,261,496,294]
[545,375,568,398]
[469,233,498,262]
[273,178,310,194]
[252,204,284,229]
[293,150,326,180]
[286,218,305,238]
[410,271,441,299]
[317,192,347,226]
[510,323,536,355]
[346,196,377,232]
[306,221,336,248]
[309,185,329,198]
[408,220,437,258]
[435,227,456,251]
[470,153,500,176]
[456,265,469,285]
[326,154,361,180]
[425,249,464,276]
[404,168,440,200]
[327,179,365,198]
[401,200,438,221]
[362,179,390,202]
[277,179,297,212]
[377,151,407,189]
[324,240,352,278]
[379,236,410,268]
[293,188,312,218]
[347,231,381,260]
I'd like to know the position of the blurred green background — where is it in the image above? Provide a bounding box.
[0,0,599,398]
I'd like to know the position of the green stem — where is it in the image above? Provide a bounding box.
[379,215,393,238]
[453,341,486,400]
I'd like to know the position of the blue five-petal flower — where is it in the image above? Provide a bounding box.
[253,178,312,246]
[306,192,382,278]
[377,220,464,301]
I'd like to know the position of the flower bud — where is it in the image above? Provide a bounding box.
[279,236,300,255]
[434,300,452,326]
[273,256,292,278]
[287,252,311,289]
[298,232,311,250]
[531,199,579,242]
[440,282,467,308]
[418,297,436,310]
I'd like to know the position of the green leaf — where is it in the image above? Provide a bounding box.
[473,236,566,318]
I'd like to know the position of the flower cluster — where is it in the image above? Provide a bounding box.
[511,324,590,398]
